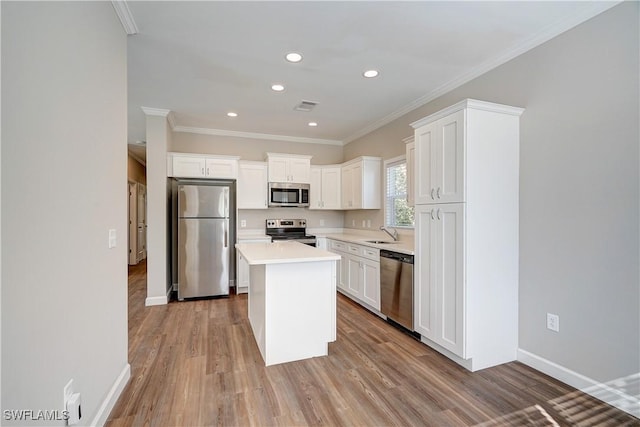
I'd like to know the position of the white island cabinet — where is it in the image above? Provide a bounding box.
[235,241,340,366]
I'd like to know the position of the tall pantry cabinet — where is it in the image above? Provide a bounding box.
[411,99,524,371]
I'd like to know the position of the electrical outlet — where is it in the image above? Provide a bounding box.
[546,313,560,332]
[362,220,366,228]
[319,219,325,226]
[240,220,247,228]
[367,219,371,228]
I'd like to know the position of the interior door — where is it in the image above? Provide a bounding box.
[128,182,138,265]
[137,184,147,261]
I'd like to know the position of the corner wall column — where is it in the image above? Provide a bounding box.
[143,107,171,306]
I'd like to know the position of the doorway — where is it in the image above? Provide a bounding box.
[128,181,147,265]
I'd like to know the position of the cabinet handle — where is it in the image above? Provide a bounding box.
[430,209,435,220]
[202,168,205,175]
[207,168,210,175]
[431,188,435,200]
[437,208,442,220]
[437,187,441,199]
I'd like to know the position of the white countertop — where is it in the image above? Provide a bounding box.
[315,232,415,255]
[236,241,340,265]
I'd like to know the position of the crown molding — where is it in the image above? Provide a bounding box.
[173,125,344,146]
[343,1,620,145]
[141,107,171,117]
[111,1,138,35]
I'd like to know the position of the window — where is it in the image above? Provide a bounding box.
[385,157,414,228]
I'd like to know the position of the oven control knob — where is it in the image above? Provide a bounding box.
[300,220,306,226]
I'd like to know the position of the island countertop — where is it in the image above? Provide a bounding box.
[235,240,340,265]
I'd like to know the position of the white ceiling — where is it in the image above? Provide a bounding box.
[125,1,617,160]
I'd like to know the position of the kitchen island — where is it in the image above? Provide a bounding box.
[234,241,340,366]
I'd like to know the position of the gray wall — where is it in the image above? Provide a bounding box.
[2,2,129,425]
[346,3,639,384]
[171,131,344,164]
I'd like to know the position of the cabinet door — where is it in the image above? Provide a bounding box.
[361,258,380,310]
[236,252,250,294]
[414,205,437,337]
[321,167,342,209]
[338,254,349,292]
[434,203,465,357]
[346,257,361,297]
[341,165,353,208]
[435,110,465,203]
[289,158,311,183]
[414,123,436,204]
[350,163,363,209]
[309,167,323,209]
[267,157,289,182]
[173,156,206,178]
[205,158,237,179]
[238,162,268,209]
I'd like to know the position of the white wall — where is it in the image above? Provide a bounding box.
[345,2,639,409]
[2,2,129,425]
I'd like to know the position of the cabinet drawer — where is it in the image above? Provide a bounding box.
[347,244,361,255]
[330,240,347,252]
[361,246,380,261]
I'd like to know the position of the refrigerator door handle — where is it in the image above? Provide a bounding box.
[224,221,228,248]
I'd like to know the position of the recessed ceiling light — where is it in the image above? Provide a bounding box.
[285,52,303,63]
[271,84,285,92]
[227,112,238,117]
[363,69,379,78]
[308,122,318,127]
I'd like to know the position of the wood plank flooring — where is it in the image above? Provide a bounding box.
[106,260,639,426]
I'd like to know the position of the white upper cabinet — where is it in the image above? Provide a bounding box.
[169,153,239,179]
[237,161,268,209]
[310,165,341,210]
[341,157,381,210]
[414,109,465,205]
[266,153,312,183]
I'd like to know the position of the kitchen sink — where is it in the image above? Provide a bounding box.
[365,240,399,244]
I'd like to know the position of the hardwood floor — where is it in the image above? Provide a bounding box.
[107,261,639,426]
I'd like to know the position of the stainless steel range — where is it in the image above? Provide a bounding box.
[265,219,316,246]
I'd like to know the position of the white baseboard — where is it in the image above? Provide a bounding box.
[145,287,172,306]
[518,349,639,419]
[90,363,131,427]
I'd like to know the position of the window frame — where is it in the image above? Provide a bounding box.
[383,155,414,229]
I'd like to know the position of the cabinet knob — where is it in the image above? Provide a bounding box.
[437,187,441,199]
[437,208,442,220]
[430,209,435,220]
[431,188,435,200]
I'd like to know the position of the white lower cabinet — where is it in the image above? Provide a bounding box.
[329,239,380,311]
[236,237,271,294]
[237,252,250,294]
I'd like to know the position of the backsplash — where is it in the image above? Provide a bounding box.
[238,208,344,230]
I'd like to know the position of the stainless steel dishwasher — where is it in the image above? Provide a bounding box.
[380,250,414,331]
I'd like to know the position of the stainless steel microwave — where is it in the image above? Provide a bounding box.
[268,182,310,207]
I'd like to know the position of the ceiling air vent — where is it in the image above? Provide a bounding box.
[294,100,318,112]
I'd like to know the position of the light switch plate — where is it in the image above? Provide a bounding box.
[108,229,117,249]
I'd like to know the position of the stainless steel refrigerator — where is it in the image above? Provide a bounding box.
[177,181,233,300]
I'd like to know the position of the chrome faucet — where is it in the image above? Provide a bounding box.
[380,226,399,241]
